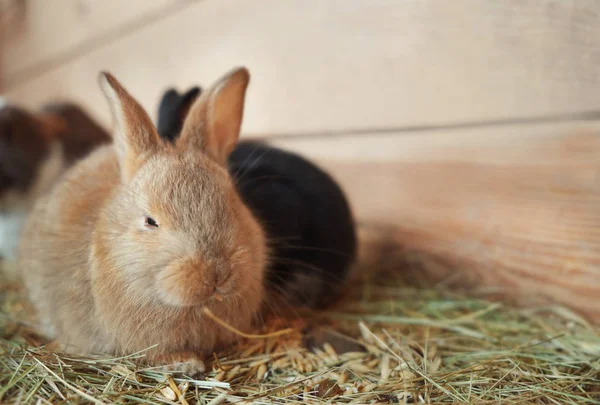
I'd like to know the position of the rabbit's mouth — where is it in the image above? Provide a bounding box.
[155,260,215,307]
[154,258,245,308]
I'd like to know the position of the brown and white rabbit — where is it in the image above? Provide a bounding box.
[0,99,110,260]
[18,67,266,373]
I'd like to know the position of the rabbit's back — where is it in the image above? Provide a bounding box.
[19,145,119,352]
[229,141,357,308]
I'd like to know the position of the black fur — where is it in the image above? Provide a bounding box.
[155,87,357,308]
[156,87,201,142]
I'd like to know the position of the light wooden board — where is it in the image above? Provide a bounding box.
[0,0,183,85]
[270,120,600,164]
[273,123,600,321]
[3,0,600,135]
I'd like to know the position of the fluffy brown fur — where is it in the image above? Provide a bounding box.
[18,67,266,373]
[0,101,110,261]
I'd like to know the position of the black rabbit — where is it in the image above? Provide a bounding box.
[156,87,356,309]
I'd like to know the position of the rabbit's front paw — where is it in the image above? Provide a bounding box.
[155,352,206,377]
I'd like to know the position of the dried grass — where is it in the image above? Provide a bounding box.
[1,259,599,404]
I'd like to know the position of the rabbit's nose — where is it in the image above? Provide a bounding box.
[216,266,233,284]
[156,258,217,307]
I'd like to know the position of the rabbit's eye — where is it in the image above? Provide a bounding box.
[144,216,159,228]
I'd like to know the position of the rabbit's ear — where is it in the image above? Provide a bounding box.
[156,89,183,141]
[178,67,249,164]
[99,72,163,182]
[177,87,201,130]
[157,87,202,142]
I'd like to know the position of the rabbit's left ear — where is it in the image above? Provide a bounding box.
[99,72,164,182]
[177,67,250,165]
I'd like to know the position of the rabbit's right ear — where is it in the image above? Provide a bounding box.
[178,67,249,165]
[99,72,162,182]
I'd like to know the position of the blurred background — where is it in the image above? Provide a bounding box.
[3,1,600,135]
[1,0,600,318]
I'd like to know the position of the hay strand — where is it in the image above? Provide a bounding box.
[201,307,293,339]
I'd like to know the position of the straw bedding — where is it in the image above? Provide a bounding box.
[1,257,599,404]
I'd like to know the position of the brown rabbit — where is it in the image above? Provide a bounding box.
[0,100,110,260]
[18,67,267,373]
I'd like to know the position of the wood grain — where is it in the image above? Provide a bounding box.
[273,124,600,322]
[0,0,183,86]
[2,0,600,135]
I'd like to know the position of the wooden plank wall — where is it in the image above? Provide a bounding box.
[1,0,600,320]
[3,0,600,132]
[273,124,600,321]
